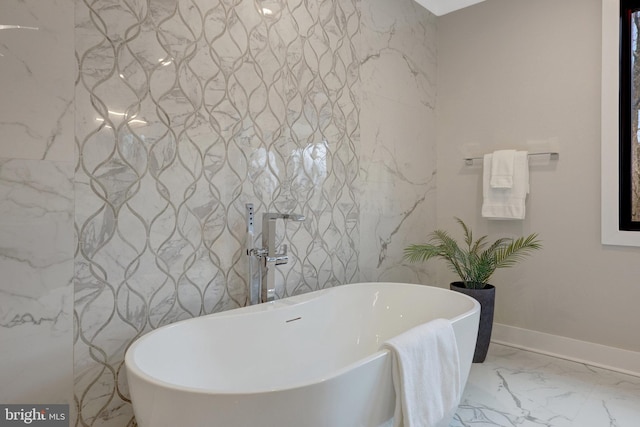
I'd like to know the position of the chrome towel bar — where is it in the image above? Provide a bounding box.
[464,152,559,166]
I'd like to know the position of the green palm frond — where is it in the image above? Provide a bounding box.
[471,234,488,255]
[494,234,542,268]
[456,217,473,249]
[403,244,442,263]
[404,218,542,289]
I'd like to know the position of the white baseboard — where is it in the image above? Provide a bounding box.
[491,323,640,378]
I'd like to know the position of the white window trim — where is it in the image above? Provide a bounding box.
[601,0,640,245]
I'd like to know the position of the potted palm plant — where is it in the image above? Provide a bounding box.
[404,217,541,362]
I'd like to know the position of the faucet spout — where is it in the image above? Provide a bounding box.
[263,212,305,222]
[284,213,305,221]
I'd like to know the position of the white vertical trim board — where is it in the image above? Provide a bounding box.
[601,0,640,246]
[492,323,640,378]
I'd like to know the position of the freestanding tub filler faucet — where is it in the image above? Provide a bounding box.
[245,204,305,304]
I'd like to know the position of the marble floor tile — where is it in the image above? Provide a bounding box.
[452,344,640,427]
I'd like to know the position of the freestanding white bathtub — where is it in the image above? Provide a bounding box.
[125,282,480,427]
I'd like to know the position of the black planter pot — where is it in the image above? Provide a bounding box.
[450,282,495,363]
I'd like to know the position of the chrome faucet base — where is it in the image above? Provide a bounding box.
[245,205,305,304]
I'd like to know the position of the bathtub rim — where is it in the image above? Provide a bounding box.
[125,282,480,396]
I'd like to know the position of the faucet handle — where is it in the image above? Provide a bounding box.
[274,244,288,265]
[248,247,268,258]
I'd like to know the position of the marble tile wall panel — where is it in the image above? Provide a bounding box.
[0,0,75,162]
[0,160,74,404]
[0,0,75,406]
[74,0,360,424]
[358,0,437,283]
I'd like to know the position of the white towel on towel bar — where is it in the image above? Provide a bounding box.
[490,149,516,188]
[482,151,529,220]
[382,318,461,427]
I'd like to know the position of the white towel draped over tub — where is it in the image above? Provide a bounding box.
[381,318,461,427]
[482,150,530,220]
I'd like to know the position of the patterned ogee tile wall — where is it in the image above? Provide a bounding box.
[73,0,360,424]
